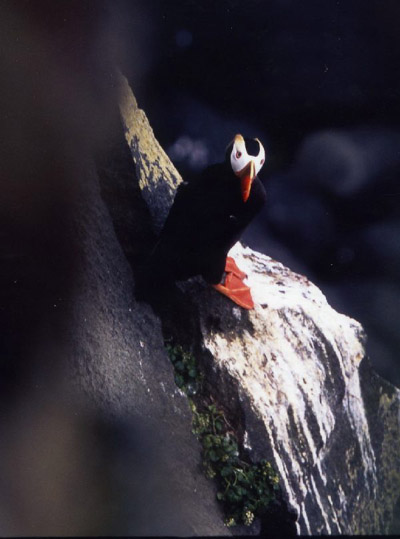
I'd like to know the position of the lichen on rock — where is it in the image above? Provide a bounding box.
[118,73,182,233]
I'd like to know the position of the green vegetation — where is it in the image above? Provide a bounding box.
[166,343,279,528]
[191,401,279,527]
[165,343,202,396]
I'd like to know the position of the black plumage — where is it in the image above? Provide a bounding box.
[146,138,267,288]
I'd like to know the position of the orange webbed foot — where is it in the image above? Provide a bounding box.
[213,272,254,310]
[225,256,247,280]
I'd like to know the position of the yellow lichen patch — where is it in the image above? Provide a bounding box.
[117,73,182,195]
[378,391,400,492]
[350,389,400,534]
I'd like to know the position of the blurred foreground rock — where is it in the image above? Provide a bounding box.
[119,74,400,535]
[67,157,228,536]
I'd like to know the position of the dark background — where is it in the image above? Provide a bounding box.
[122,0,400,387]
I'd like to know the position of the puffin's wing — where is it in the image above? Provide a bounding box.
[147,176,207,280]
[160,165,221,238]
[160,181,192,236]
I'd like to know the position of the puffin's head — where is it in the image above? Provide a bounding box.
[227,134,266,202]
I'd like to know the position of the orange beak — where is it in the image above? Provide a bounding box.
[239,161,256,202]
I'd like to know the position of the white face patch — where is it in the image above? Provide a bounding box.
[230,134,266,177]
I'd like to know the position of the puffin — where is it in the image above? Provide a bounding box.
[146,134,267,309]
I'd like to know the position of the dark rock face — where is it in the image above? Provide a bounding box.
[358,358,400,533]
[66,154,228,536]
[0,4,227,533]
[0,103,228,535]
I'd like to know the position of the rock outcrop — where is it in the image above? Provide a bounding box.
[179,245,400,534]
[66,124,228,536]
[118,74,182,233]
[118,74,400,535]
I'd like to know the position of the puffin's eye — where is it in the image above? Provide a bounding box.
[236,151,242,159]
[260,158,265,165]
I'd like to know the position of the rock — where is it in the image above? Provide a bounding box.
[118,73,182,233]
[178,244,400,535]
[0,34,228,533]
[66,134,228,535]
[119,75,400,535]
